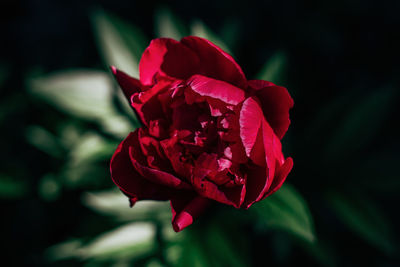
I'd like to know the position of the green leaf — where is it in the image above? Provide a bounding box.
[203,225,247,267]
[172,231,212,267]
[38,174,61,202]
[28,69,133,138]
[324,87,397,162]
[172,223,247,267]
[46,223,156,262]
[327,191,395,254]
[82,189,171,222]
[90,9,148,78]
[190,20,232,54]
[25,125,63,157]
[252,184,316,243]
[155,7,188,40]
[69,132,116,165]
[81,222,156,260]
[256,51,287,84]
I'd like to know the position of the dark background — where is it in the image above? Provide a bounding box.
[1,0,399,266]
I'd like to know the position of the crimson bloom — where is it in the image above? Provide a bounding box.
[110,36,293,232]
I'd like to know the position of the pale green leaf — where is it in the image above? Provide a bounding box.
[38,174,61,202]
[29,70,133,137]
[46,223,156,261]
[190,20,232,54]
[252,184,316,243]
[256,51,287,84]
[91,9,147,78]
[82,189,171,221]
[155,7,188,40]
[81,222,155,260]
[25,125,63,157]
[69,132,116,165]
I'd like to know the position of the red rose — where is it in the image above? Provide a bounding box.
[110,36,293,232]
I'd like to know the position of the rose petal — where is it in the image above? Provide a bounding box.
[242,164,267,208]
[262,157,293,199]
[111,66,144,100]
[110,131,170,201]
[170,195,210,232]
[248,80,294,139]
[129,146,192,190]
[239,97,263,157]
[139,38,199,85]
[187,75,246,106]
[181,36,247,88]
[131,79,171,126]
[239,97,287,206]
[192,155,246,208]
[160,134,193,179]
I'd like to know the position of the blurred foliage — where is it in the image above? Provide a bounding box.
[1,1,399,266]
[251,184,315,244]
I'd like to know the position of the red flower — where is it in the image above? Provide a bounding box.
[110,36,293,232]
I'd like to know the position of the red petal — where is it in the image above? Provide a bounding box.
[170,195,210,232]
[248,80,294,139]
[192,155,246,208]
[110,131,170,201]
[188,75,245,106]
[129,146,192,190]
[252,120,284,200]
[239,97,263,157]
[239,97,287,206]
[139,38,199,85]
[160,134,193,179]
[242,164,267,208]
[181,36,247,88]
[111,66,144,100]
[262,157,293,199]
[194,178,245,208]
[131,79,171,126]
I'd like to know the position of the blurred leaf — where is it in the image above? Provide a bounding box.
[256,51,287,84]
[91,9,148,78]
[252,184,316,243]
[203,225,247,267]
[46,223,155,261]
[45,239,83,262]
[82,189,171,222]
[69,132,116,165]
[81,222,155,260]
[302,240,337,267]
[173,231,211,267]
[324,87,397,162]
[38,174,61,201]
[61,164,106,189]
[219,19,240,51]
[327,191,395,254]
[191,20,232,54]
[172,222,247,267]
[0,175,27,199]
[29,69,133,138]
[155,7,188,40]
[25,125,63,157]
